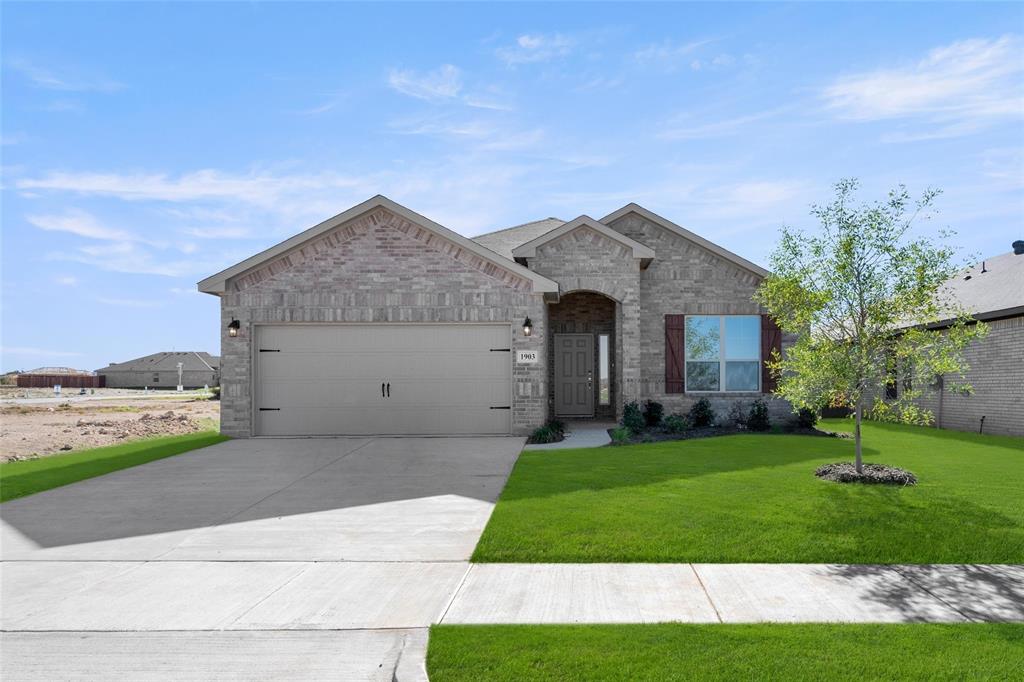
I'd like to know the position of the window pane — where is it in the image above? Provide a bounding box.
[598,334,610,405]
[724,316,760,360]
[725,361,759,391]
[686,361,720,391]
[686,316,720,360]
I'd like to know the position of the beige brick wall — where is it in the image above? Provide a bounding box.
[605,212,793,421]
[219,207,547,437]
[526,226,644,416]
[906,315,1023,437]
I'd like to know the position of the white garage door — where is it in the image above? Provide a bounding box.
[255,324,513,436]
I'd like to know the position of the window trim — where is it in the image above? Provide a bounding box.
[684,315,762,394]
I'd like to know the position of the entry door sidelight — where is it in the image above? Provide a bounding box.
[554,333,594,417]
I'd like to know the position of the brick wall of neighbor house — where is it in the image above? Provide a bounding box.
[219,207,548,437]
[547,291,617,420]
[101,370,218,389]
[605,212,793,421]
[526,227,643,416]
[901,316,1023,437]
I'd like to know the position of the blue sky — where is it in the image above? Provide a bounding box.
[2,2,1022,373]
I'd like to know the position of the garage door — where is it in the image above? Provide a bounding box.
[255,324,513,436]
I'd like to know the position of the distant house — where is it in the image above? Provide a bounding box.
[890,242,1023,437]
[96,352,219,389]
[17,367,104,389]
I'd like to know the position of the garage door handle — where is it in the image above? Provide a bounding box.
[382,382,385,398]
[386,383,390,397]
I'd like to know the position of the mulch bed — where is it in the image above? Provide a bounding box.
[609,425,845,445]
[815,462,918,486]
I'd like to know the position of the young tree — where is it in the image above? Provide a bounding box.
[755,179,986,473]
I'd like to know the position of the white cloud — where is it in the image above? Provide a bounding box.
[822,35,1024,136]
[181,226,252,239]
[387,64,462,100]
[497,34,575,65]
[633,39,713,69]
[26,209,135,241]
[54,275,79,286]
[8,58,125,92]
[1,346,83,358]
[16,169,369,207]
[658,107,792,140]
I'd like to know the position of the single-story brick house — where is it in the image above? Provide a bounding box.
[198,196,790,437]
[96,351,220,389]
[885,243,1023,437]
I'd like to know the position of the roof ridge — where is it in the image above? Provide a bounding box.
[473,217,564,239]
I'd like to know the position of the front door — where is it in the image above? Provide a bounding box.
[554,333,594,417]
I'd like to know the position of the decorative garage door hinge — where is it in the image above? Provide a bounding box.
[489,406,511,410]
[489,348,511,352]
[259,348,281,353]
[259,408,281,411]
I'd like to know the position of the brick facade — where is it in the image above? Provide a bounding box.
[604,212,793,421]
[902,316,1023,437]
[525,226,644,416]
[218,207,547,437]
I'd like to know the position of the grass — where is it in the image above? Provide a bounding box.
[427,623,1024,681]
[473,419,1024,563]
[0,431,228,502]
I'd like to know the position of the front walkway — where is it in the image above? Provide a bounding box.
[524,420,614,450]
[441,563,1024,624]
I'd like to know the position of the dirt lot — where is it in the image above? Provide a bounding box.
[0,391,220,461]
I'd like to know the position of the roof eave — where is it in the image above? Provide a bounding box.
[197,195,558,295]
[600,203,769,278]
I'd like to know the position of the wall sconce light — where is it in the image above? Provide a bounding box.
[522,317,533,337]
[227,319,241,338]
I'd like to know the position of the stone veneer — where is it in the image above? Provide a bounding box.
[218,207,547,437]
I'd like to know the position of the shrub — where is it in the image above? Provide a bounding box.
[727,402,747,427]
[663,413,688,434]
[622,401,645,433]
[610,426,633,445]
[547,419,566,437]
[642,400,664,427]
[796,407,818,429]
[529,425,558,444]
[747,399,771,431]
[688,398,715,428]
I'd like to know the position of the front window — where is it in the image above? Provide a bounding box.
[685,315,760,392]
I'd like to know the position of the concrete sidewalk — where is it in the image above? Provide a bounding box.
[441,563,1024,624]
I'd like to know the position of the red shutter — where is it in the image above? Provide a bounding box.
[665,314,685,394]
[761,314,782,393]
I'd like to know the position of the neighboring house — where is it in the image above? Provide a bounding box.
[199,195,790,438]
[887,242,1024,437]
[16,367,104,389]
[96,352,220,389]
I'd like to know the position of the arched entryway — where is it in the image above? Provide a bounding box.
[547,291,618,420]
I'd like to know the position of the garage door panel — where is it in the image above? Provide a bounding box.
[255,324,513,436]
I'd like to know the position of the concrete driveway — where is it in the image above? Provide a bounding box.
[1,436,524,681]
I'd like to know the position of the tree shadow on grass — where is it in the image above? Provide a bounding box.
[808,483,1024,564]
[498,434,866,503]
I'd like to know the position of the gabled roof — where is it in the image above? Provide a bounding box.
[97,352,219,374]
[601,203,769,278]
[471,218,565,260]
[935,250,1024,322]
[511,215,656,262]
[197,195,559,295]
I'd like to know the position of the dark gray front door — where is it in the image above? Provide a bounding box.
[554,333,594,417]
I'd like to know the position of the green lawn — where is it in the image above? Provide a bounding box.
[0,431,229,502]
[427,623,1024,681]
[473,420,1024,563]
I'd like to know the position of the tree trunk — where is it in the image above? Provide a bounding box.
[854,400,863,474]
